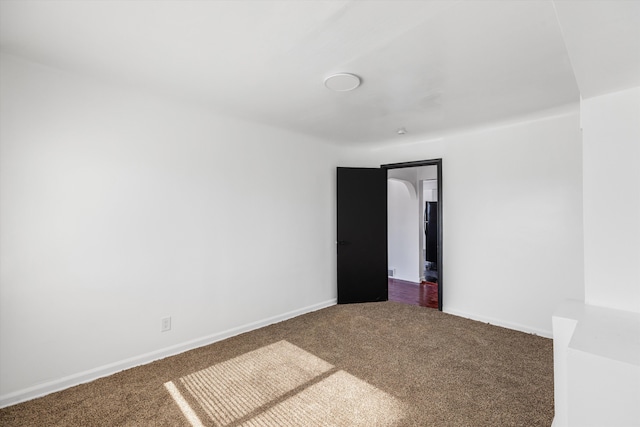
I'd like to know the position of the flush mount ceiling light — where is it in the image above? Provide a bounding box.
[324,73,361,92]
[397,127,407,135]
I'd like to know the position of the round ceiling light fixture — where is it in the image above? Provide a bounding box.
[324,73,361,92]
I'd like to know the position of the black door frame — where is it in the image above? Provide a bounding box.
[382,159,443,311]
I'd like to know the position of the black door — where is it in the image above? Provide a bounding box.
[336,167,388,304]
[425,202,438,264]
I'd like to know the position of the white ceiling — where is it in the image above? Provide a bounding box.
[1,0,639,146]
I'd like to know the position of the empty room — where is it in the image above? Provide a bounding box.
[1,1,639,426]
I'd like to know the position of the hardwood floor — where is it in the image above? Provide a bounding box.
[388,278,438,309]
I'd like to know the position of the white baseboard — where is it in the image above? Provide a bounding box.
[0,298,337,409]
[444,308,553,339]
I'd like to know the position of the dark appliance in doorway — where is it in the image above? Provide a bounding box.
[424,201,438,282]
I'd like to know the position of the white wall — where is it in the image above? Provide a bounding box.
[359,110,585,336]
[0,53,341,404]
[387,179,420,282]
[0,50,592,406]
[581,86,640,314]
[417,166,438,182]
[423,179,438,203]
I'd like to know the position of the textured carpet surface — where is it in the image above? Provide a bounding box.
[0,302,554,426]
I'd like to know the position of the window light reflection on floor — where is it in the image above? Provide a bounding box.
[164,340,406,426]
[165,380,205,427]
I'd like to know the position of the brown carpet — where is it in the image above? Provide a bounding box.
[0,302,554,426]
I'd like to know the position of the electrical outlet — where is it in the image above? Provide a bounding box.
[161,317,171,332]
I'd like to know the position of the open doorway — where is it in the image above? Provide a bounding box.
[422,179,439,285]
[384,160,442,310]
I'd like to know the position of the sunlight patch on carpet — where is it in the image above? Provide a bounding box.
[164,380,205,427]
[165,340,406,426]
[178,340,333,424]
[238,370,406,427]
